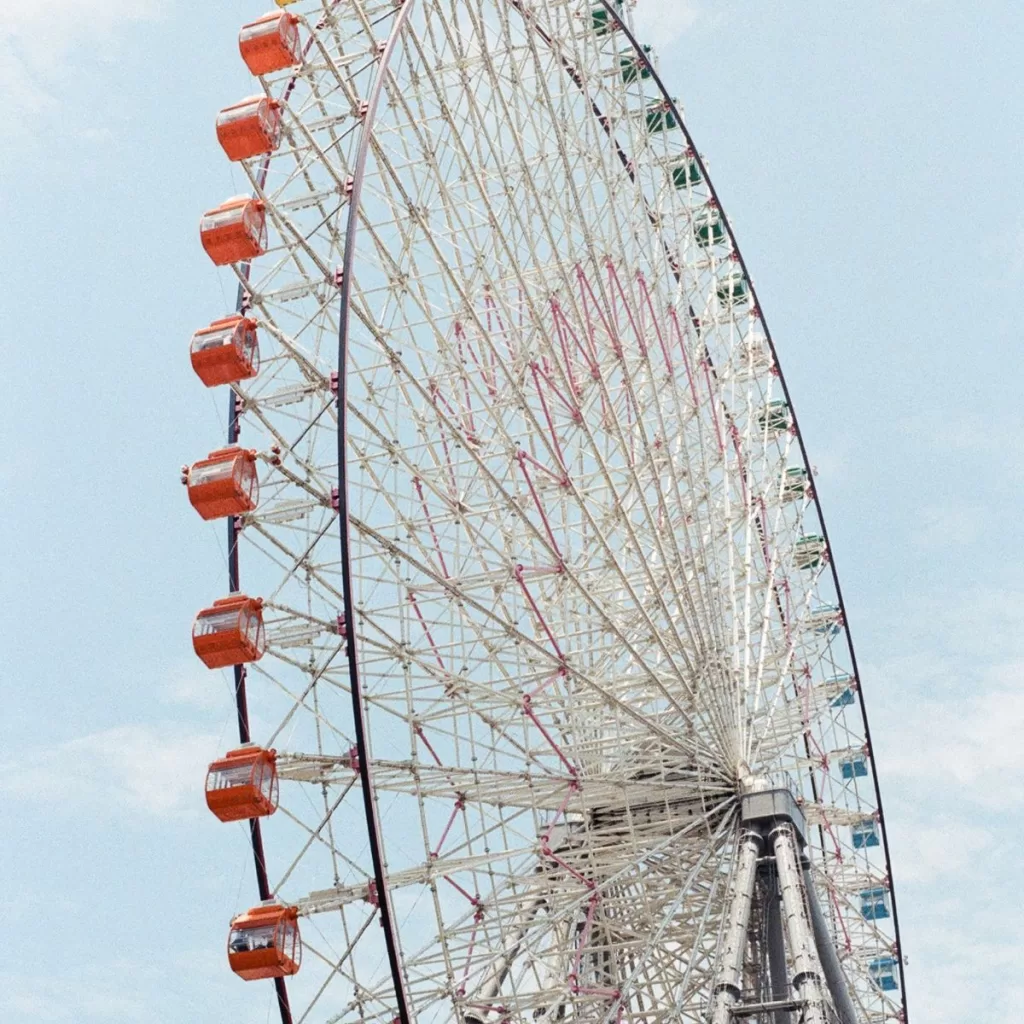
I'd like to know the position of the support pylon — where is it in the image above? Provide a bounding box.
[706,783,859,1024]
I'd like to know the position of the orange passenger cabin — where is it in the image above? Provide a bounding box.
[186,446,259,521]
[217,96,282,162]
[190,315,260,387]
[227,903,301,981]
[200,197,267,266]
[239,11,301,76]
[206,745,278,822]
[193,595,265,669]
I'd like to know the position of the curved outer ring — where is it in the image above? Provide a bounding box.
[228,298,294,1024]
[224,10,350,1024]
[334,6,420,1024]
[327,2,908,1022]
[594,2,909,1015]
[223,17,333,1021]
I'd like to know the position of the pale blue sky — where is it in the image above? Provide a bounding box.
[2,1,1021,1021]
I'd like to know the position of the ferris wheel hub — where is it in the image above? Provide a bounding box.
[739,784,807,847]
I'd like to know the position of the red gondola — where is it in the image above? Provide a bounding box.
[227,903,301,980]
[205,745,278,822]
[190,315,260,387]
[199,196,267,266]
[192,595,265,669]
[186,447,259,521]
[238,11,301,76]
[216,96,282,162]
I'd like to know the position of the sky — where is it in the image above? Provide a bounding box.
[2,0,1022,1021]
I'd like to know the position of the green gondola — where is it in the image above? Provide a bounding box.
[645,101,679,134]
[591,2,623,35]
[716,270,749,305]
[693,208,724,248]
[620,46,653,83]
[781,466,809,501]
[757,399,791,436]
[671,157,702,189]
[793,534,827,570]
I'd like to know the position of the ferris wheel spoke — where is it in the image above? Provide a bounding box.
[385,801,731,1004]
[248,660,352,751]
[346,513,727,763]
[442,806,736,1023]
[339,286,741,753]
[298,934,399,1024]
[273,795,367,893]
[432,37,737,679]
[292,909,380,1024]
[295,847,543,918]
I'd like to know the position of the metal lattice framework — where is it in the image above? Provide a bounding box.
[192,2,908,1024]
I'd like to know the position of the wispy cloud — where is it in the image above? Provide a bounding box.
[0,958,191,1023]
[857,581,1024,1022]
[872,585,1024,806]
[889,814,995,886]
[906,923,1024,1024]
[1,0,161,63]
[891,835,1024,1024]
[895,409,1024,457]
[0,974,148,1023]
[911,501,985,549]
[885,680,1024,804]
[0,723,218,815]
[0,0,161,142]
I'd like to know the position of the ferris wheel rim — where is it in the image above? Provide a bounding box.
[217,15,351,1024]
[333,2,420,1022]
[201,1,910,1021]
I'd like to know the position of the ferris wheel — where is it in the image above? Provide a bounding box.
[183,2,908,1024]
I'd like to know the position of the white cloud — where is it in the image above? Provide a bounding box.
[0,724,219,815]
[880,675,1024,802]
[893,853,1024,1024]
[906,929,1024,1024]
[879,671,1024,806]
[0,0,161,141]
[857,584,1024,1021]
[887,815,995,886]
[0,948,248,1023]
[1,0,161,59]
[868,587,1024,681]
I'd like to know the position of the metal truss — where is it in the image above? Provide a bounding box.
[195,2,907,1024]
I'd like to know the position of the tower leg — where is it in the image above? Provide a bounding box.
[803,868,859,1024]
[770,825,829,1024]
[709,830,762,1024]
[763,868,792,1024]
